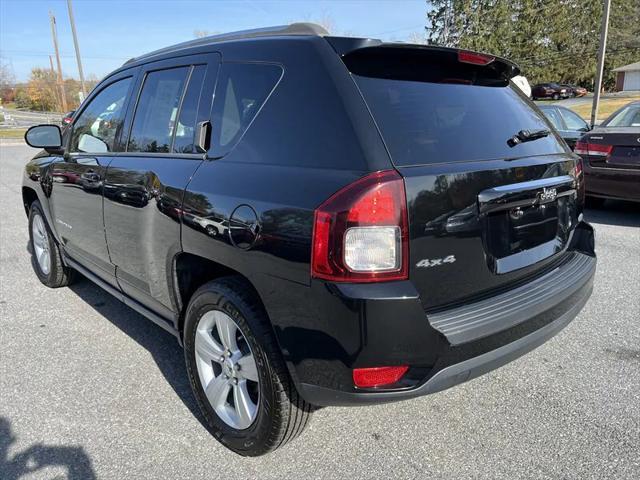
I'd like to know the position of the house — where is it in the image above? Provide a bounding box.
[613,61,640,91]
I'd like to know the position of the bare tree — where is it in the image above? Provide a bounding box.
[0,60,16,103]
[407,30,428,45]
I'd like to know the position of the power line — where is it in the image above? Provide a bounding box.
[0,50,129,60]
[518,46,637,68]
[369,24,426,36]
[516,42,637,64]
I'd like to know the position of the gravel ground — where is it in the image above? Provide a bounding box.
[1,141,639,479]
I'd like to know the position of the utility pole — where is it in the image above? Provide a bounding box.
[66,0,86,97]
[49,55,61,110]
[590,0,611,127]
[443,0,450,46]
[49,11,68,112]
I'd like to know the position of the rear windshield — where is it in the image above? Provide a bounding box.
[603,104,640,127]
[353,76,565,166]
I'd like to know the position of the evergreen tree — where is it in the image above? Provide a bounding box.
[425,0,639,88]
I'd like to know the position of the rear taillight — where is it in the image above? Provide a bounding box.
[575,141,613,157]
[458,50,495,66]
[311,170,409,283]
[353,366,409,388]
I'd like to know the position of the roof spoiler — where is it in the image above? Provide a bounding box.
[326,38,521,81]
[334,43,520,85]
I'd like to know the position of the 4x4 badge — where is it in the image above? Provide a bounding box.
[416,255,456,268]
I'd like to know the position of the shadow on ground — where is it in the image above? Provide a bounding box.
[0,417,96,480]
[584,200,640,227]
[67,279,204,423]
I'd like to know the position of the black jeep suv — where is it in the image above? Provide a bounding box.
[22,24,596,456]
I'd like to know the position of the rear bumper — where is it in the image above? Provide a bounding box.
[285,223,596,407]
[584,162,640,202]
[300,279,592,405]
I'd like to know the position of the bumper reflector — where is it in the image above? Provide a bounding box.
[353,366,408,388]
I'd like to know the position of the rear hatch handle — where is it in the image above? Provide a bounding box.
[478,175,575,215]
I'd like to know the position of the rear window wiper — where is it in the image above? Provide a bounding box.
[507,129,550,147]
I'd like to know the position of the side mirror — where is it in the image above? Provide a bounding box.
[24,124,63,153]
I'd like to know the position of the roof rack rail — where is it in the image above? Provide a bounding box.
[122,23,329,66]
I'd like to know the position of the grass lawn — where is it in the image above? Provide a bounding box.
[569,94,640,121]
[0,129,27,139]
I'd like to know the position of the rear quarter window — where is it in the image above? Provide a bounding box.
[355,76,566,166]
[210,62,282,157]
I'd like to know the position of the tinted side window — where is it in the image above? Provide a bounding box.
[70,77,131,153]
[128,67,189,153]
[211,63,282,154]
[173,65,206,153]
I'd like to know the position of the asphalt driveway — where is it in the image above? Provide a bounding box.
[1,141,639,479]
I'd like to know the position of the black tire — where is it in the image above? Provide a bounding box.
[585,196,606,208]
[28,201,75,288]
[183,276,312,456]
[552,93,560,100]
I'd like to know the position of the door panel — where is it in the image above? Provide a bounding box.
[104,157,202,314]
[50,155,113,275]
[50,73,135,281]
[103,54,219,318]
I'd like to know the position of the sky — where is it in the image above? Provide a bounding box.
[0,0,428,82]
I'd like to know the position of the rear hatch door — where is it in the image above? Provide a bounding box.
[343,45,582,310]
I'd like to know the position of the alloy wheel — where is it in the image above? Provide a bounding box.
[195,310,260,430]
[32,213,51,275]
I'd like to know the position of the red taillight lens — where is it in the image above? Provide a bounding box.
[575,141,613,157]
[458,50,495,66]
[311,170,409,283]
[353,366,409,388]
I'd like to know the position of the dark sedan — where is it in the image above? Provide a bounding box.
[539,104,591,150]
[575,101,640,206]
[532,82,569,100]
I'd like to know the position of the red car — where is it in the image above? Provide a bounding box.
[532,83,569,100]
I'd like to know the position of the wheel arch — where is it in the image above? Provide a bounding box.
[22,186,39,216]
[171,251,303,389]
[172,252,268,336]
